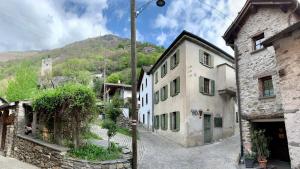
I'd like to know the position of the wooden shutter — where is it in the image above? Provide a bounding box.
[165,85,168,99]
[165,62,168,75]
[161,114,164,129]
[170,113,173,130]
[199,50,204,64]
[161,66,163,77]
[210,55,214,67]
[165,113,168,130]
[199,76,204,93]
[176,50,180,65]
[160,88,163,101]
[176,112,180,131]
[176,77,180,94]
[211,80,215,96]
[170,81,174,96]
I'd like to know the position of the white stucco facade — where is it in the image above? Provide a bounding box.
[138,71,153,130]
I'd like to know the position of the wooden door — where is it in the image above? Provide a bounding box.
[204,114,212,143]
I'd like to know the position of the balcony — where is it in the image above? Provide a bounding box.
[217,63,236,96]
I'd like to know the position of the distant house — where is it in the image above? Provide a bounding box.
[138,66,153,130]
[149,31,237,147]
[101,83,132,118]
[223,0,300,167]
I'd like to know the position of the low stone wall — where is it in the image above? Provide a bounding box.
[12,134,68,168]
[12,134,132,169]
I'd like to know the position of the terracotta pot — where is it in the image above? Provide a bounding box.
[258,159,267,169]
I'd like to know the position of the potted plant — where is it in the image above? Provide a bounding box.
[251,129,270,169]
[244,150,256,168]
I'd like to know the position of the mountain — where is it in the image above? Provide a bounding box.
[0,34,164,91]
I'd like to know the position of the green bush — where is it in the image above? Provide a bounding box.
[68,144,121,161]
[251,129,270,161]
[81,131,102,140]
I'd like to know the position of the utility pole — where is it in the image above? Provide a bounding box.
[130,0,138,168]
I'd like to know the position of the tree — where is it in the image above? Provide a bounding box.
[106,73,121,83]
[105,94,123,123]
[101,119,117,148]
[6,63,38,102]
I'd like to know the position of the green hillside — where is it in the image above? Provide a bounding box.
[0,34,164,97]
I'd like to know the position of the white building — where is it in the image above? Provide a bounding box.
[138,66,153,130]
[149,31,237,147]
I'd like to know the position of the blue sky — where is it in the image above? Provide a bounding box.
[0,0,246,54]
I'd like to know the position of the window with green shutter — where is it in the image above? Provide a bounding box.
[170,50,180,70]
[155,72,158,84]
[155,115,160,129]
[154,91,159,104]
[161,62,168,78]
[160,114,168,130]
[160,85,168,101]
[199,76,215,96]
[170,77,180,97]
[199,50,214,68]
[170,111,180,131]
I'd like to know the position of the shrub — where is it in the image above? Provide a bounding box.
[102,119,117,147]
[251,129,270,161]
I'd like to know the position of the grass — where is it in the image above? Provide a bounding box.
[81,131,102,140]
[68,144,122,161]
[116,127,132,137]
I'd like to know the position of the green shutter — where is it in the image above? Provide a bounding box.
[199,76,204,93]
[170,113,173,130]
[199,50,204,64]
[170,81,174,96]
[161,114,164,129]
[170,56,174,70]
[176,77,180,94]
[165,85,168,99]
[160,88,163,101]
[210,55,214,67]
[211,80,215,96]
[176,112,180,131]
[161,66,163,78]
[176,50,180,65]
[165,114,168,130]
[165,62,168,75]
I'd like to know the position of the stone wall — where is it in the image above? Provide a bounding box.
[117,114,131,129]
[273,29,300,169]
[12,135,67,168]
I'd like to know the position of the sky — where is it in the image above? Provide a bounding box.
[0,0,247,54]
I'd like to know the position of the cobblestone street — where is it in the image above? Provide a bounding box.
[0,155,38,169]
[91,125,240,169]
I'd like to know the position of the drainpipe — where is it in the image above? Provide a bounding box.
[228,43,244,161]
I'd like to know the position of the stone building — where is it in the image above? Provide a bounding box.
[138,66,153,130]
[262,21,300,168]
[149,31,237,147]
[223,0,300,168]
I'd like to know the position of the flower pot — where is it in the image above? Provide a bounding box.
[245,159,255,168]
[258,159,267,169]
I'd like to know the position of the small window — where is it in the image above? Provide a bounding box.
[146,94,148,104]
[161,62,168,78]
[142,97,144,107]
[142,84,144,91]
[199,76,215,96]
[143,114,145,124]
[214,117,223,128]
[253,33,264,51]
[200,50,214,67]
[154,91,159,104]
[155,72,158,84]
[161,114,168,130]
[170,50,180,70]
[170,111,180,131]
[160,85,168,101]
[154,115,160,129]
[146,78,147,87]
[170,77,180,96]
[204,53,210,65]
[259,76,274,97]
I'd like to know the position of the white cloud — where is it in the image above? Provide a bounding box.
[153,0,246,54]
[156,32,167,46]
[0,0,110,52]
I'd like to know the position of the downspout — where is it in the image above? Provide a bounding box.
[228,43,244,161]
[288,0,299,26]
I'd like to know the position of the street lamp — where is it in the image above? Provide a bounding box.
[130,0,165,169]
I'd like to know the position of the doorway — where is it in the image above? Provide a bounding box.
[253,121,290,162]
[204,114,212,143]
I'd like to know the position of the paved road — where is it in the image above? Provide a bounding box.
[0,155,38,169]
[92,125,240,169]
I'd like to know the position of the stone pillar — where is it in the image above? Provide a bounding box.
[241,119,252,150]
[15,102,25,135]
[4,125,14,157]
[32,111,37,136]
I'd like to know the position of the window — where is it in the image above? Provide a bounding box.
[154,91,159,104]
[259,76,274,97]
[170,111,180,131]
[199,76,215,96]
[154,115,160,129]
[160,85,168,101]
[200,50,213,67]
[146,78,147,87]
[143,114,145,124]
[214,117,223,128]
[252,33,264,51]
[146,94,148,104]
[170,77,180,96]
[142,84,144,91]
[155,72,158,84]
[160,114,168,130]
[161,62,168,78]
[142,97,144,107]
[170,50,180,70]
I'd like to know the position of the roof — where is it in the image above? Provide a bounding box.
[103,83,131,89]
[262,21,300,47]
[138,66,152,90]
[223,0,300,44]
[149,30,233,74]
